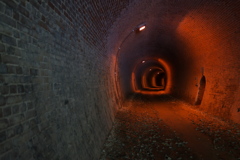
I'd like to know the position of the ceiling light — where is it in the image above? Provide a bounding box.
[139,25,146,31]
[135,23,146,32]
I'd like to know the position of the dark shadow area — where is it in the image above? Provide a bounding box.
[155,72,166,87]
[195,76,206,105]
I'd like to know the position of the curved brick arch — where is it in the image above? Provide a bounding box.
[0,0,240,159]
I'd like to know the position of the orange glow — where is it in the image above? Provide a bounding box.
[175,7,240,123]
[151,72,161,87]
[157,58,172,94]
[134,90,166,95]
[141,67,163,89]
[131,72,137,91]
[131,58,172,95]
[142,69,148,89]
[176,11,227,108]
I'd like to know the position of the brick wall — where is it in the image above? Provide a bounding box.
[1,0,240,159]
[0,0,131,159]
[174,1,240,122]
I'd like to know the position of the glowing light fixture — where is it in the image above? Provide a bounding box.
[142,60,145,63]
[135,23,146,32]
[139,25,146,31]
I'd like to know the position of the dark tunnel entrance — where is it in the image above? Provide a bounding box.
[144,67,166,90]
[155,72,166,89]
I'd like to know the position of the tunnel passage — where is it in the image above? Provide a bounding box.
[154,71,166,88]
[129,58,172,95]
[142,67,165,90]
[0,0,240,160]
[111,0,240,124]
[136,63,167,91]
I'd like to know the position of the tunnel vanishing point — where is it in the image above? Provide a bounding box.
[0,0,240,159]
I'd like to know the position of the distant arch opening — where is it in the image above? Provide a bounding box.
[155,72,166,89]
[195,76,206,105]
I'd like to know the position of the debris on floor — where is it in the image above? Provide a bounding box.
[100,95,240,160]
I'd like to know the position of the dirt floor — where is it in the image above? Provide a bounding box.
[100,94,240,160]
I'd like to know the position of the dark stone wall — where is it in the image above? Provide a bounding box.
[0,0,131,159]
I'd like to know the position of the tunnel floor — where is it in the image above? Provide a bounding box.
[100,94,240,160]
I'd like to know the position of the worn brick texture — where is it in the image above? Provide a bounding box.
[0,0,131,159]
[1,0,240,159]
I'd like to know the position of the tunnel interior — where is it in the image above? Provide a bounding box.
[111,0,240,123]
[0,0,240,160]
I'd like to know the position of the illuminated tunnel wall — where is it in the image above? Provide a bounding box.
[110,0,240,124]
[0,0,240,159]
[132,59,168,92]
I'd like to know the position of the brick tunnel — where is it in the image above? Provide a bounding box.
[0,0,240,159]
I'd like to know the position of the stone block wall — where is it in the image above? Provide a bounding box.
[0,0,131,159]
